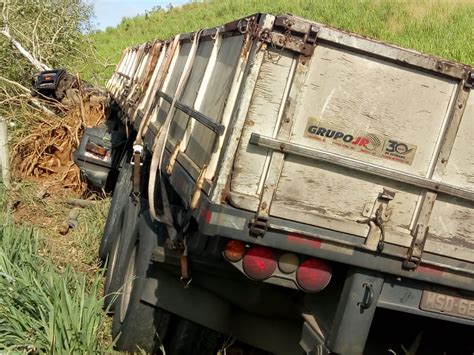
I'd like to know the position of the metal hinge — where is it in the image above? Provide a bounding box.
[403,223,429,270]
[465,71,473,90]
[263,15,319,57]
[190,165,207,209]
[249,210,269,237]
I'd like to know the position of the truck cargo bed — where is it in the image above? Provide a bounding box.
[107,13,473,290]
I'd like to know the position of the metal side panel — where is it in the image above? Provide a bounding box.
[151,42,191,129]
[126,48,152,119]
[111,50,132,97]
[269,43,461,252]
[136,43,167,116]
[115,48,138,100]
[184,34,244,168]
[230,49,296,198]
[168,40,214,143]
[427,92,474,260]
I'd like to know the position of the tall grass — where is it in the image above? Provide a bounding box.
[0,218,108,353]
[81,0,474,84]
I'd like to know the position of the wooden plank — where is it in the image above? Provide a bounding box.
[427,92,474,261]
[230,49,295,197]
[211,14,275,204]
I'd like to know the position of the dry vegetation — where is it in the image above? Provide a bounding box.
[11,91,105,191]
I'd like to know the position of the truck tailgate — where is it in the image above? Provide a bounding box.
[229,18,473,264]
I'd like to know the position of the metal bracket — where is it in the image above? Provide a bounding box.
[403,223,429,270]
[264,15,319,57]
[304,25,319,46]
[166,141,181,175]
[190,165,207,209]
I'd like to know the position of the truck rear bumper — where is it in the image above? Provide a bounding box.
[193,197,474,293]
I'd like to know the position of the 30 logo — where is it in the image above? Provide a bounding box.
[386,140,413,155]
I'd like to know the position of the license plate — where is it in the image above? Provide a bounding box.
[420,288,474,320]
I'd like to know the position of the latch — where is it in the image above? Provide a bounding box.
[299,25,319,57]
[304,25,319,46]
[131,144,143,199]
[359,188,395,252]
[403,223,429,270]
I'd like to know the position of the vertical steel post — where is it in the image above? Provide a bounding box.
[0,117,11,189]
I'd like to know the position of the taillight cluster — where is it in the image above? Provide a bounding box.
[223,240,331,293]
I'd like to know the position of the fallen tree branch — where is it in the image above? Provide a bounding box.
[0,75,56,116]
[0,28,50,71]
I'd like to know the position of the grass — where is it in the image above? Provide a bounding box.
[81,0,474,85]
[1,181,114,351]
[0,214,110,353]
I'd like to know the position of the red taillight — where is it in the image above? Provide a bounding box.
[242,246,276,281]
[296,259,331,292]
[224,240,246,262]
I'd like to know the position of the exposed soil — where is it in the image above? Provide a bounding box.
[12,90,105,192]
[9,90,108,273]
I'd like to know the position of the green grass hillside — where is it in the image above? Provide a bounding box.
[83,0,474,85]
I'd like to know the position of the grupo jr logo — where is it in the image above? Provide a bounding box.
[304,117,417,165]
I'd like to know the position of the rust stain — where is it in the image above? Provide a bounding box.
[244,118,255,127]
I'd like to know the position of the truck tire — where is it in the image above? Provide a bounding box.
[103,197,141,312]
[112,210,172,353]
[99,158,133,261]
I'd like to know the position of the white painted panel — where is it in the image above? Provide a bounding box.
[270,45,458,249]
[428,93,474,261]
[137,43,167,113]
[231,50,295,197]
[288,45,456,176]
[152,43,191,128]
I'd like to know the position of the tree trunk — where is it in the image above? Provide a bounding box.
[0,29,51,71]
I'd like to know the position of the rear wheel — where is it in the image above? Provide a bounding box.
[99,157,132,261]
[103,197,141,312]
[112,211,172,353]
[112,210,224,354]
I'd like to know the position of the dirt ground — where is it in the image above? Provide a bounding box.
[6,91,114,348]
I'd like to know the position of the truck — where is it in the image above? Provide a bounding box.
[74,13,474,355]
